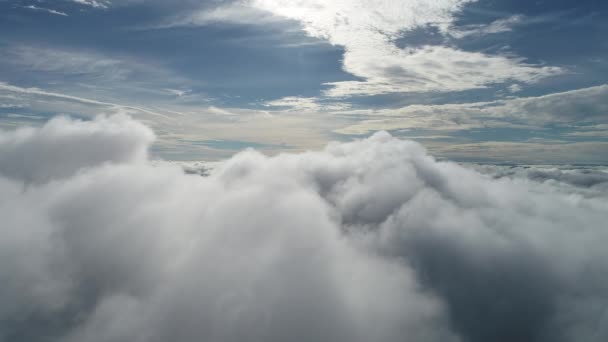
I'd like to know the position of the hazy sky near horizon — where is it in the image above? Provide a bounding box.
[1,0,607,162]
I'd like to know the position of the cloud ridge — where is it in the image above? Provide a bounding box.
[1,116,607,342]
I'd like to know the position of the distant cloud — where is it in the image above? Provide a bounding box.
[469,164,608,198]
[159,3,283,28]
[0,82,172,119]
[3,46,129,80]
[335,84,608,134]
[433,140,608,164]
[23,5,68,16]
[263,96,351,112]
[1,116,608,341]
[449,15,525,38]
[69,0,111,9]
[508,84,523,93]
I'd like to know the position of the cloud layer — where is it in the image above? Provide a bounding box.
[335,84,608,134]
[1,116,608,342]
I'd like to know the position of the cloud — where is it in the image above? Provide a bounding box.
[1,115,608,342]
[449,14,525,38]
[432,140,608,165]
[263,96,351,112]
[0,82,344,159]
[244,0,562,96]
[335,84,608,133]
[508,84,523,93]
[264,96,322,111]
[0,46,195,102]
[158,3,284,28]
[153,0,561,96]
[0,115,153,184]
[0,82,172,119]
[2,46,129,81]
[69,0,111,9]
[468,164,608,199]
[23,5,68,16]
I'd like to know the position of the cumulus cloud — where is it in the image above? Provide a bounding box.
[1,115,608,342]
[0,115,153,183]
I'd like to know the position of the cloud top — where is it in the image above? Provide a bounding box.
[0,115,153,183]
[1,116,607,342]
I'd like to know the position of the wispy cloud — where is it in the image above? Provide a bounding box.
[263,96,350,112]
[3,46,128,80]
[158,3,284,28]
[0,45,202,104]
[0,82,171,119]
[449,15,525,38]
[23,5,68,16]
[69,0,111,9]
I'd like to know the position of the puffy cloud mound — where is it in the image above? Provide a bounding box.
[1,116,608,342]
[0,115,153,183]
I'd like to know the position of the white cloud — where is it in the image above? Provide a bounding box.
[449,14,525,38]
[153,0,561,96]
[159,3,284,28]
[1,116,608,342]
[508,84,523,93]
[263,96,351,112]
[245,0,562,96]
[23,5,68,16]
[0,115,152,184]
[69,0,111,9]
[264,96,321,111]
[323,45,561,96]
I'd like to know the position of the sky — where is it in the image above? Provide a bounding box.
[1,0,607,163]
[1,2,608,341]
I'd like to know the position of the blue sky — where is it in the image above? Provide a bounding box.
[1,0,607,163]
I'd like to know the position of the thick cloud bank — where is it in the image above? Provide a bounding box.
[1,116,608,342]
